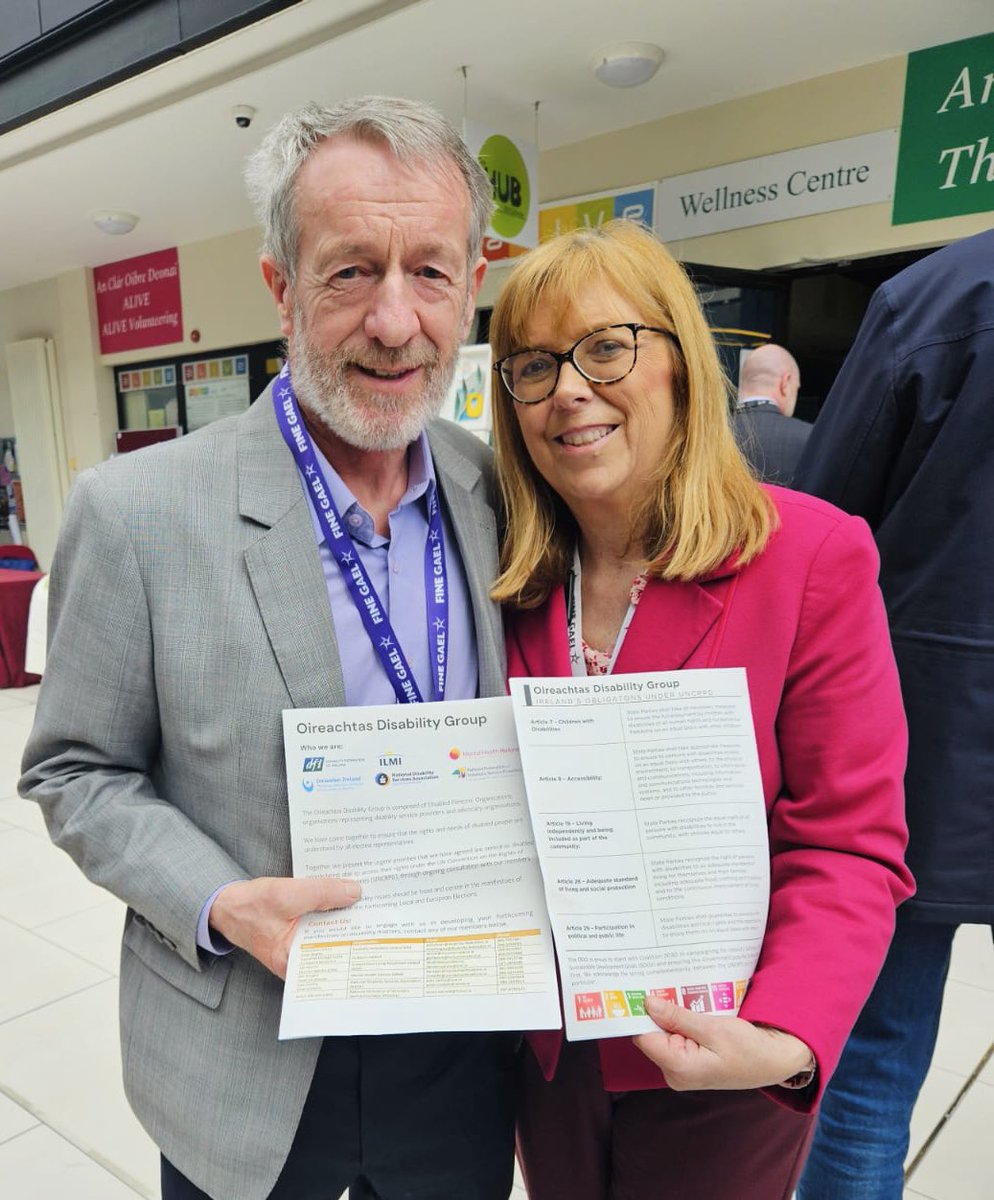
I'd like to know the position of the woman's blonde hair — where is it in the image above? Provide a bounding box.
[490,219,775,609]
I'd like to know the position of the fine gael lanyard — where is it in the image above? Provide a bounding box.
[564,545,640,678]
[272,365,449,704]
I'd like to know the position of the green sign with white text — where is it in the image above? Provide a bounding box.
[893,32,994,225]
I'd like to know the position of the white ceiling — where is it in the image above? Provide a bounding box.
[0,0,992,292]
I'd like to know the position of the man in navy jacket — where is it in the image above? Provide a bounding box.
[795,229,994,1200]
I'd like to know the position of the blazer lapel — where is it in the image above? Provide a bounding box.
[508,589,575,677]
[237,391,346,710]
[613,577,724,674]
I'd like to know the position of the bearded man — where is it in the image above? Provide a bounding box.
[20,98,513,1200]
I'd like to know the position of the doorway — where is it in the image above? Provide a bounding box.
[686,247,942,421]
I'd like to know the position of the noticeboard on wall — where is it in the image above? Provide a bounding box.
[182,354,251,430]
[114,340,284,436]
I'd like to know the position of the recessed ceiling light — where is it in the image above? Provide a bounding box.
[592,42,664,88]
[92,211,139,235]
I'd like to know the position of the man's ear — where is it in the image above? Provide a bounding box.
[460,255,488,340]
[261,255,294,337]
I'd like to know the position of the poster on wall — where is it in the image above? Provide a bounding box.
[540,184,655,242]
[0,437,18,537]
[94,248,183,354]
[482,183,655,263]
[893,32,994,224]
[438,345,492,443]
[183,355,251,430]
[118,362,179,430]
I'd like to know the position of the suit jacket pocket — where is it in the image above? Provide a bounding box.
[123,914,232,1010]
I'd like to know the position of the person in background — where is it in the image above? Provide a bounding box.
[733,342,810,484]
[795,229,994,1200]
[20,97,516,1200]
[489,219,913,1200]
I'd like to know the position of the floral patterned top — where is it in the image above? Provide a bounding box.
[582,573,648,675]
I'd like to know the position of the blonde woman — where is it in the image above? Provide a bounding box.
[490,220,913,1200]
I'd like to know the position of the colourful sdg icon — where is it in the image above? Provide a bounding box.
[680,984,713,1013]
[449,747,461,760]
[625,990,647,1016]
[604,990,631,1018]
[574,992,605,1022]
[649,986,678,1004]
[710,981,736,1011]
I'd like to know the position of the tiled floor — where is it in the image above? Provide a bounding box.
[2,682,992,1199]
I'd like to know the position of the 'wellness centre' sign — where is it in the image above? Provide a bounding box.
[656,132,897,241]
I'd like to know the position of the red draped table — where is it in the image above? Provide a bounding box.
[0,568,43,688]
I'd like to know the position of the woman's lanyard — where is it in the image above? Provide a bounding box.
[565,545,640,678]
[272,365,449,704]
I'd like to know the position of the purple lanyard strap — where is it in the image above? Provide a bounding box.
[272,365,448,704]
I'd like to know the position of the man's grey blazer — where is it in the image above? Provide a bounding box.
[19,390,506,1200]
[733,401,811,486]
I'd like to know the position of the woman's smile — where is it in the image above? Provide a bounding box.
[553,423,619,449]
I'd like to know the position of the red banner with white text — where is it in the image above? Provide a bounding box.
[94,247,183,354]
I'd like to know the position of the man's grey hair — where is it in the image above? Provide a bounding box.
[245,95,493,281]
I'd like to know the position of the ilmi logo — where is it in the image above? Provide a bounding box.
[378,754,403,767]
[302,757,325,772]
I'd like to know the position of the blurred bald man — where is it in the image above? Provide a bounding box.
[733,342,810,485]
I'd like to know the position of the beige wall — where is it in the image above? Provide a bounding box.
[0,228,281,472]
[0,229,281,559]
[0,278,63,438]
[479,55,994,306]
[98,227,280,371]
[56,269,117,472]
[5,49,994,483]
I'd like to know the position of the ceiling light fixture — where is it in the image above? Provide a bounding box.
[592,42,664,88]
[92,210,139,235]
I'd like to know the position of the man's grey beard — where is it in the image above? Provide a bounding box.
[289,315,458,452]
